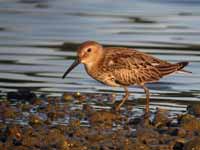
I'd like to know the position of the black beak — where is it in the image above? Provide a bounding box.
[62,59,80,79]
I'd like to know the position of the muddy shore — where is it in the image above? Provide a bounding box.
[0,90,200,150]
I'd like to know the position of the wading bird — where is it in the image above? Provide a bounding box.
[62,41,190,114]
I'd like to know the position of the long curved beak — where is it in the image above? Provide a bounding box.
[62,59,80,79]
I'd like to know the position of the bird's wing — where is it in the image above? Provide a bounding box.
[103,47,168,84]
[104,47,170,66]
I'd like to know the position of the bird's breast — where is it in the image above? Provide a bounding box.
[84,64,120,87]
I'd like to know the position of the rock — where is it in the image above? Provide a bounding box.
[170,128,186,137]
[7,92,20,101]
[21,103,32,112]
[187,103,200,117]
[70,109,85,120]
[177,128,186,137]
[74,92,86,102]
[173,141,184,150]
[158,133,174,144]
[128,117,143,126]
[2,91,200,150]
[89,111,121,128]
[153,108,171,128]
[84,131,104,143]
[0,102,18,119]
[123,142,150,150]
[178,114,200,131]
[7,125,22,140]
[32,98,43,105]
[150,144,174,150]
[172,138,188,150]
[82,104,93,113]
[69,120,81,129]
[7,89,36,103]
[0,124,23,147]
[22,136,39,147]
[44,129,70,149]
[47,111,65,121]
[136,127,159,145]
[62,93,74,101]
[29,115,44,127]
[184,137,200,150]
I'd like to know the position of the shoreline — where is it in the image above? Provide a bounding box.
[0,91,200,149]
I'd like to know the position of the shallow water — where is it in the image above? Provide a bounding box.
[0,0,200,113]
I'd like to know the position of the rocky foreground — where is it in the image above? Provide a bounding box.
[0,90,200,150]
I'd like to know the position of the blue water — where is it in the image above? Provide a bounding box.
[0,0,200,112]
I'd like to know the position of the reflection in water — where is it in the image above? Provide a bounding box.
[0,0,200,112]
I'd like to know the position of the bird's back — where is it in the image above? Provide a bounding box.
[98,47,189,86]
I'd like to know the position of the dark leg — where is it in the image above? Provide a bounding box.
[141,85,150,114]
[115,86,130,111]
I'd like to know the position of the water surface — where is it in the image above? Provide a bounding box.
[0,0,200,113]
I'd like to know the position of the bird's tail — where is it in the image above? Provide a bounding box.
[158,61,191,77]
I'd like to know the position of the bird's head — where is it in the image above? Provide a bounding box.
[77,41,103,64]
[62,41,103,79]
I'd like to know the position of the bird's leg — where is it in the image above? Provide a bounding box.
[141,85,150,116]
[115,86,129,111]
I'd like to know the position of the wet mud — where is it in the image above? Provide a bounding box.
[0,91,200,150]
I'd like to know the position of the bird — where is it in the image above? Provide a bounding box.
[62,41,190,114]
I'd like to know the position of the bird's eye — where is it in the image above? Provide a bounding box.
[87,48,92,52]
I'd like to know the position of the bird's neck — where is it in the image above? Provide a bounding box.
[84,55,104,76]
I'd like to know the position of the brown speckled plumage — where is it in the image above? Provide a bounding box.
[63,41,190,114]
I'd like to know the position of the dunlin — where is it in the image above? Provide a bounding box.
[62,41,190,114]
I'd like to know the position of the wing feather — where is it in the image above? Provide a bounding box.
[102,47,164,85]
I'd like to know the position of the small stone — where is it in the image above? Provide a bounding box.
[136,127,159,145]
[171,128,186,137]
[69,120,81,128]
[21,103,32,111]
[124,142,150,150]
[22,136,40,147]
[178,114,200,131]
[74,92,86,101]
[89,111,121,128]
[173,141,184,150]
[0,103,17,119]
[82,104,93,113]
[7,89,37,103]
[32,98,43,105]
[128,117,142,126]
[153,108,170,128]
[187,103,200,117]
[76,92,81,96]
[150,144,173,150]
[62,93,73,101]
[184,137,200,150]
[29,115,43,126]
